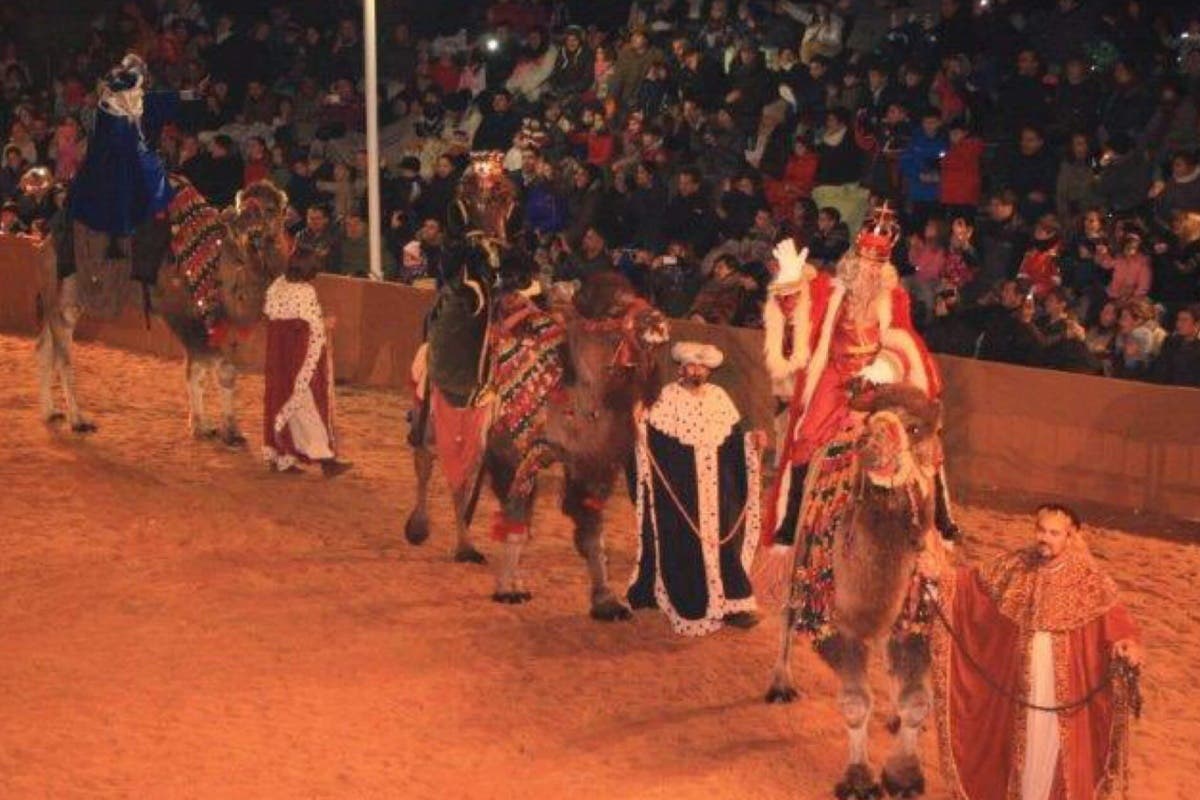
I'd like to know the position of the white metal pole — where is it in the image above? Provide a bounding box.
[364,0,383,281]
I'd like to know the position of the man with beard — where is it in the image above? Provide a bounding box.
[762,205,955,558]
[921,504,1143,800]
[627,342,764,636]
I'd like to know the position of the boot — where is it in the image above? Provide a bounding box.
[773,463,808,547]
[321,458,353,478]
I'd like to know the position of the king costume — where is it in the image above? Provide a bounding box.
[762,207,950,548]
[930,539,1141,800]
[262,274,338,472]
[68,54,196,315]
[628,342,762,636]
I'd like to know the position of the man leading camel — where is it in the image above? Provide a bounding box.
[920,504,1144,800]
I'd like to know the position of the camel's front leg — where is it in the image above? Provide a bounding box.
[765,604,801,703]
[817,633,880,800]
[36,322,58,423]
[882,634,932,798]
[215,356,247,448]
[186,354,215,439]
[564,472,630,622]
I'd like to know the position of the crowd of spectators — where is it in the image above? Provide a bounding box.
[1,0,1198,386]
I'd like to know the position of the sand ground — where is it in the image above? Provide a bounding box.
[0,334,1196,800]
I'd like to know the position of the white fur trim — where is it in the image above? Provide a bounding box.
[264,277,327,439]
[632,407,758,637]
[763,283,813,386]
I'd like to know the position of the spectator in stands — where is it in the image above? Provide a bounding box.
[904,218,949,324]
[1096,230,1152,301]
[939,118,984,220]
[972,191,1029,301]
[1036,289,1100,375]
[0,144,26,201]
[1095,133,1152,216]
[663,166,716,257]
[977,279,1042,366]
[554,225,611,283]
[0,199,26,234]
[689,254,754,326]
[1056,133,1099,227]
[899,108,948,224]
[807,206,850,270]
[1150,151,1200,225]
[296,203,340,274]
[1017,214,1063,299]
[196,134,243,208]
[243,136,270,187]
[399,218,444,287]
[1112,298,1161,380]
[1086,300,1121,375]
[1000,124,1057,224]
[1151,304,1200,387]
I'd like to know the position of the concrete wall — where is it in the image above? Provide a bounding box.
[3,238,1198,520]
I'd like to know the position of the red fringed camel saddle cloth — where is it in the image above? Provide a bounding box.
[786,418,933,648]
[487,302,566,542]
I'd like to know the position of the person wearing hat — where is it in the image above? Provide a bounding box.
[68,53,202,314]
[627,341,765,636]
[0,199,27,235]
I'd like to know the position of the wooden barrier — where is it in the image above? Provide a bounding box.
[2,237,1198,520]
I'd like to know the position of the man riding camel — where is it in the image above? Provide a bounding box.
[68,53,201,315]
[762,204,957,554]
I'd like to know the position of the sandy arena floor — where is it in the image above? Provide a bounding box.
[0,334,1197,799]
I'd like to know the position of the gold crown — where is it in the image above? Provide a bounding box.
[856,202,900,262]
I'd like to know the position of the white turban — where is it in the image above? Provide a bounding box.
[671,341,724,369]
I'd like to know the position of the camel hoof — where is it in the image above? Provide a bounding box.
[71,421,98,434]
[882,758,925,797]
[404,512,430,545]
[453,546,487,564]
[836,764,882,800]
[491,592,529,605]
[886,715,901,735]
[194,428,219,441]
[221,431,248,449]
[589,598,633,622]
[764,684,798,704]
[44,412,66,425]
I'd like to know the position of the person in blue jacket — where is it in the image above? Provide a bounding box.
[899,108,949,227]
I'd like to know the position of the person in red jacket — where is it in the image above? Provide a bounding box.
[764,134,820,225]
[1018,214,1064,298]
[938,118,985,220]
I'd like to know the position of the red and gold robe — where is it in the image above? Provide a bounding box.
[763,264,940,544]
[932,546,1140,800]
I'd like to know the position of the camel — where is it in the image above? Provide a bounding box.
[35,178,289,444]
[406,264,669,621]
[766,383,944,799]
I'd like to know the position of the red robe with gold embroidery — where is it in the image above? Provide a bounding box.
[932,549,1140,800]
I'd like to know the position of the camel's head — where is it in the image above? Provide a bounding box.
[213,183,289,324]
[229,181,290,274]
[851,383,943,549]
[570,271,669,409]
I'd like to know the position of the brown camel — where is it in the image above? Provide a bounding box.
[766,383,945,799]
[406,269,669,620]
[36,178,289,444]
